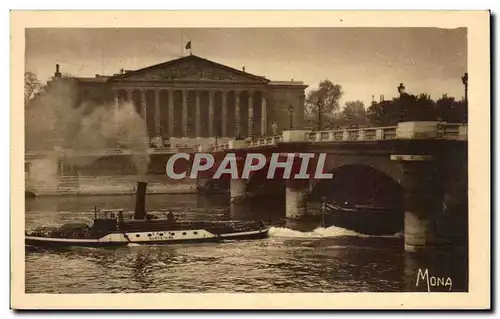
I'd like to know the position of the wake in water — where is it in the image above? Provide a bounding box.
[268,226,402,238]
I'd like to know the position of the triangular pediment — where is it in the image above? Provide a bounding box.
[108,55,269,84]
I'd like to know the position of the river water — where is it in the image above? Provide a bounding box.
[25,194,468,293]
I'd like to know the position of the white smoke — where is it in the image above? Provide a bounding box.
[71,101,150,175]
[25,79,150,179]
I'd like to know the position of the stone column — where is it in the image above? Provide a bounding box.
[154,89,161,136]
[168,89,174,137]
[230,179,247,202]
[235,90,241,136]
[113,90,119,110]
[261,93,267,136]
[140,90,147,119]
[248,91,254,136]
[59,159,65,176]
[285,179,309,219]
[208,90,215,137]
[222,91,228,137]
[391,155,443,253]
[182,89,188,137]
[229,179,249,219]
[126,89,132,103]
[195,91,201,137]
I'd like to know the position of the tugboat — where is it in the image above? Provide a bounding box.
[25,181,269,248]
[321,199,403,236]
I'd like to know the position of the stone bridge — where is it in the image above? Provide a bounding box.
[204,121,468,253]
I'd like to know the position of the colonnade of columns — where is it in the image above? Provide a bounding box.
[112,87,267,138]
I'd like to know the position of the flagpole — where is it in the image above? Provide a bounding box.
[183,39,192,56]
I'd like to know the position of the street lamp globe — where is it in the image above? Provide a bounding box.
[461,73,468,86]
[397,83,406,95]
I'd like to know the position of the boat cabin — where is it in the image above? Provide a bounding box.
[92,207,124,232]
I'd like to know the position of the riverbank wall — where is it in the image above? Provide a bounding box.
[25,175,198,196]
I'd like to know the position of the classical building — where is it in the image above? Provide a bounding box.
[52,54,308,142]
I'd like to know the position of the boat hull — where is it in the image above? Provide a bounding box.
[25,228,269,249]
[25,237,129,248]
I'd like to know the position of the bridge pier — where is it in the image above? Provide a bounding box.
[285,180,309,219]
[391,155,443,253]
[230,179,247,203]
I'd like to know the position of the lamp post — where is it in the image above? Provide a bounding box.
[316,100,322,131]
[397,82,406,122]
[397,82,405,96]
[288,105,294,129]
[461,72,468,105]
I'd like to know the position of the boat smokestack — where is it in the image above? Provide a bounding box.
[134,181,147,220]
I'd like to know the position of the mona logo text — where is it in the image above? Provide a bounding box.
[416,268,452,292]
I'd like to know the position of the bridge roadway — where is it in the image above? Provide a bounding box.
[25,121,467,252]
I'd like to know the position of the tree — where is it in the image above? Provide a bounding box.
[411,93,436,121]
[341,100,367,127]
[435,94,467,123]
[435,94,455,121]
[24,72,40,106]
[450,100,467,123]
[367,100,396,126]
[305,80,343,115]
[367,93,439,126]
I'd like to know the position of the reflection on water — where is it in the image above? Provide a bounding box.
[25,194,468,293]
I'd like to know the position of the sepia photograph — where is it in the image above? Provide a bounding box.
[10,10,490,309]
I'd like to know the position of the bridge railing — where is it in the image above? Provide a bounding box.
[305,126,398,142]
[26,122,467,156]
[212,143,228,152]
[211,135,284,151]
[191,122,467,152]
[245,135,283,148]
[437,123,467,140]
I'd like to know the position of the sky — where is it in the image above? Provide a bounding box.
[25,27,467,107]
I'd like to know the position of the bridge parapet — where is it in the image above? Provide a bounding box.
[307,126,398,143]
[206,122,467,152]
[212,135,284,151]
[25,146,197,159]
[28,122,467,157]
[241,135,283,149]
[207,122,467,151]
[438,123,467,140]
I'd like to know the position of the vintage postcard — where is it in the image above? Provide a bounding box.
[11,10,490,309]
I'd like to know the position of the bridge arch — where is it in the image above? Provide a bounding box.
[309,164,404,210]
[319,153,405,186]
[246,165,285,195]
